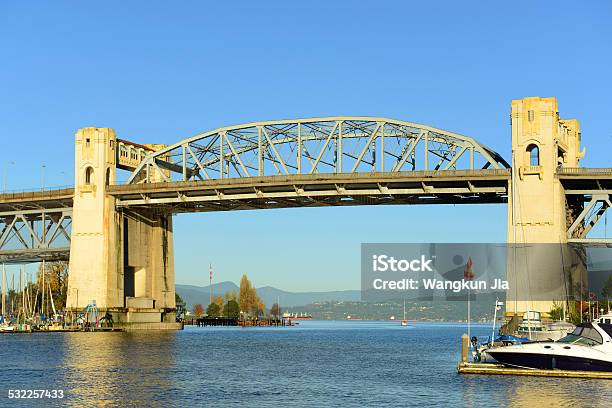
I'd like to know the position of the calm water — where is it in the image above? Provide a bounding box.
[1,321,611,407]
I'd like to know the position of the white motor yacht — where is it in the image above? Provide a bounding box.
[487,322,612,371]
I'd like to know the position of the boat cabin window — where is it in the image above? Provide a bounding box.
[557,325,603,346]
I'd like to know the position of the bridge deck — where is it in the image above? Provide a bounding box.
[108,170,511,213]
[558,168,612,194]
[0,248,70,264]
[0,168,610,213]
[2,168,612,261]
[0,188,74,213]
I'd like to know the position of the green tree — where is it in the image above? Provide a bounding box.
[548,301,564,321]
[175,292,186,314]
[207,302,221,317]
[223,299,240,318]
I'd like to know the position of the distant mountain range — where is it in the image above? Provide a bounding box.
[176,281,360,309]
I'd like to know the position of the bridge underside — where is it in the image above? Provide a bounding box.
[0,248,70,264]
[109,170,510,213]
[559,168,612,245]
[0,189,74,263]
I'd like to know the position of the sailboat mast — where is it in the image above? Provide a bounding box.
[27,271,32,318]
[492,298,498,344]
[20,267,25,322]
[41,259,45,317]
[511,154,518,318]
[49,282,56,318]
[2,263,6,317]
[10,272,14,316]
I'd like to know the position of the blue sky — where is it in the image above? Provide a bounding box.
[1,1,611,290]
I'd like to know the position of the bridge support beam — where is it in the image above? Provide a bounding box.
[507,97,587,319]
[66,128,177,329]
[121,209,176,320]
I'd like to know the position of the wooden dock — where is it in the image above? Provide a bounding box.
[184,317,294,327]
[458,362,612,379]
[0,325,125,333]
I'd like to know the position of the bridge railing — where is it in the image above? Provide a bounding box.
[0,187,74,201]
[109,168,511,193]
[558,167,612,175]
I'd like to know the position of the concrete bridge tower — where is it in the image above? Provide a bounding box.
[66,128,177,329]
[66,128,122,310]
[506,97,586,318]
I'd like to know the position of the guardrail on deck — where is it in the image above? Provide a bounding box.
[558,167,612,175]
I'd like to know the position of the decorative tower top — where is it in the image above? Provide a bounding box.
[511,97,584,180]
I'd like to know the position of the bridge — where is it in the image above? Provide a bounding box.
[0,97,610,328]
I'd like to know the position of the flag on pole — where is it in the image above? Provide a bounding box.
[209,263,213,306]
[465,256,474,358]
[464,257,474,280]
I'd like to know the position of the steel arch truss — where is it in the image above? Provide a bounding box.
[567,193,612,243]
[0,208,72,263]
[127,117,509,184]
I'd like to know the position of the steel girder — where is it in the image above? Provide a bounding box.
[126,117,509,184]
[560,168,612,244]
[0,207,72,263]
[566,192,612,243]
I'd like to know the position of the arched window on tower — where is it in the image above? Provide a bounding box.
[105,168,111,186]
[526,144,539,166]
[85,167,94,185]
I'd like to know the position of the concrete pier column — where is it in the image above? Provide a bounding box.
[506,97,586,318]
[66,128,121,310]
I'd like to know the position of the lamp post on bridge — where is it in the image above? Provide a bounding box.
[41,164,46,191]
[3,161,15,194]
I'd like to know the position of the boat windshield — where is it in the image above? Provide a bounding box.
[557,324,603,346]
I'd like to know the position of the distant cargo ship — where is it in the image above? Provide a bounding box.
[283,312,313,320]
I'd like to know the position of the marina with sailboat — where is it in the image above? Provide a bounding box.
[0,263,123,333]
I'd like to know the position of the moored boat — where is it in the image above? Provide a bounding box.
[282,312,312,320]
[400,299,408,327]
[0,323,15,332]
[596,312,612,325]
[487,322,612,372]
[516,311,575,342]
